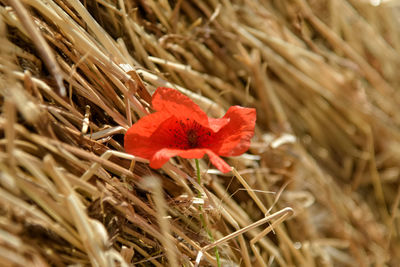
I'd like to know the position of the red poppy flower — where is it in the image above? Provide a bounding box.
[124,87,256,173]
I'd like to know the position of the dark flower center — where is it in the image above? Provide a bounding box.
[168,118,212,149]
[186,129,198,148]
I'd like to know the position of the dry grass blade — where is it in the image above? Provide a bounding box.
[7,0,66,96]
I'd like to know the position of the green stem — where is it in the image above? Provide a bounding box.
[195,159,221,267]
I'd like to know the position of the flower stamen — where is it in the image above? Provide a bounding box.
[187,129,198,148]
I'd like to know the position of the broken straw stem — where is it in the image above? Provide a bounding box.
[8,0,66,97]
[195,207,294,265]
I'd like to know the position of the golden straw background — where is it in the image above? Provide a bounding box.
[0,0,399,266]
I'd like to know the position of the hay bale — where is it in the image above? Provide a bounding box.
[0,0,399,266]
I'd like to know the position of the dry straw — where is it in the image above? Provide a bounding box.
[0,0,399,266]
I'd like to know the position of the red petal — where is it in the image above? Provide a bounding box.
[124,112,171,159]
[212,106,256,156]
[206,150,232,173]
[152,87,210,127]
[150,148,231,173]
[208,117,230,132]
[150,148,206,169]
